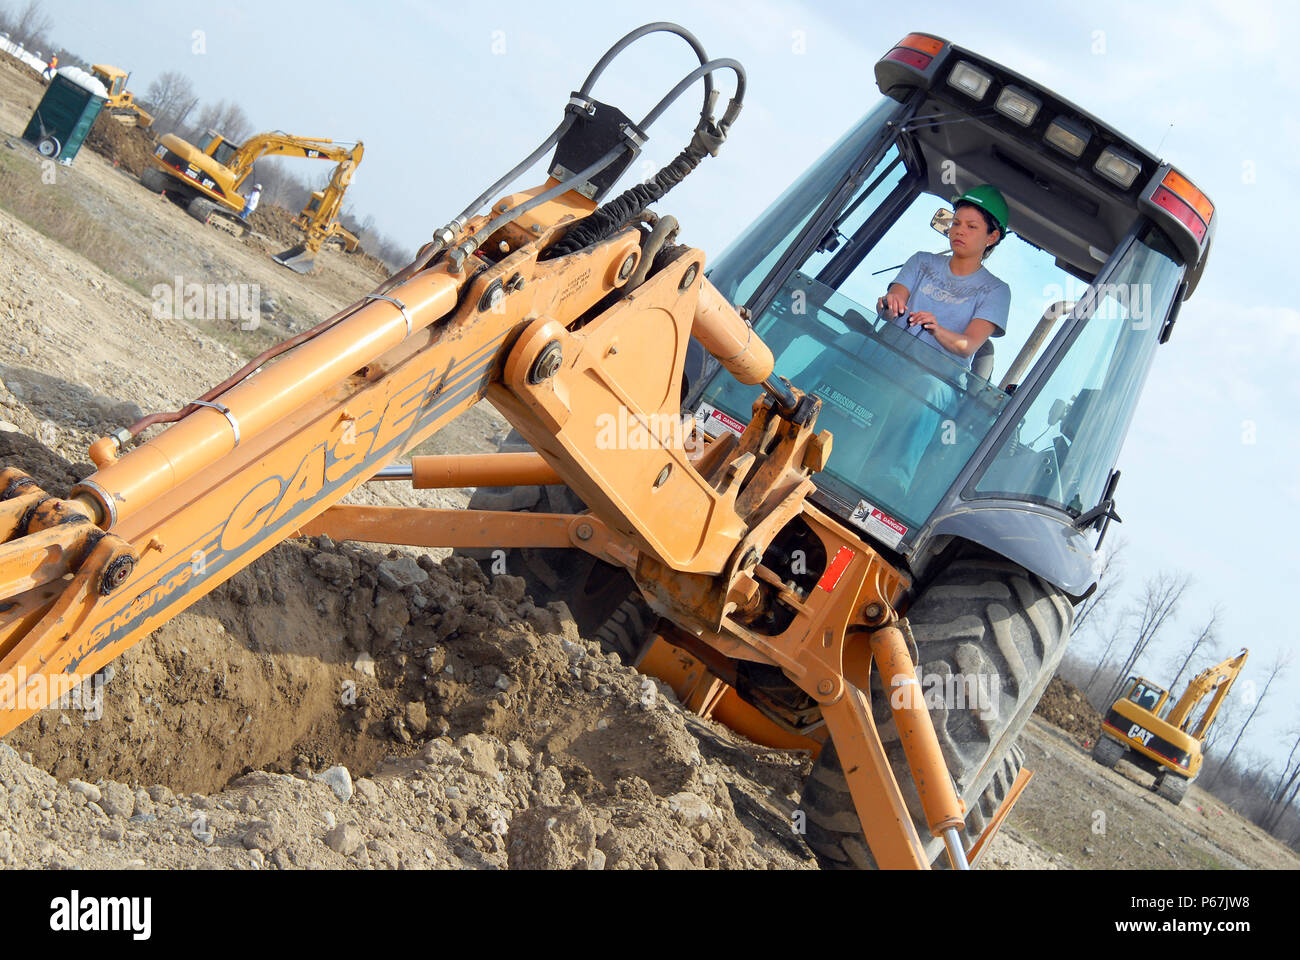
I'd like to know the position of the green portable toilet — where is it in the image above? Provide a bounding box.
[22,66,107,164]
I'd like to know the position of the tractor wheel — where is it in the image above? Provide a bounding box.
[801,548,1073,869]
[1155,772,1189,806]
[1091,735,1125,769]
[139,167,170,194]
[36,135,61,158]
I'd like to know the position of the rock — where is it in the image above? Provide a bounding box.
[507,804,597,870]
[354,778,379,804]
[588,849,607,870]
[506,740,531,770]
[353,652,376,677]
[490,575,527,603]
[404,701,429,736]
[243,818,283,853]
[100,824,125,842]
[668,792,713,821]
[0,421,20,433]
[318,765,354,803]
[456,734,500,779]
[309,553,354,586]
[377,557,429,591]
[99,782,135,818]
[655,848,694,870]
[68,779,101,803]
[147,784,175,806]
[324,824,363,857]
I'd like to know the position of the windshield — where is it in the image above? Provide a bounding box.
[973,224,1184,515]
[699,99,1079,543]
[696,270,1011,539]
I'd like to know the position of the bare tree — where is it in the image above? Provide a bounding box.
[1101,572,1191,707]
[143,71,200,134]
[1074,537,1126,636]
[1166,606,1221,694]
[1263,726,1300,833]
[1207,651,1292,788]
[188,99,252,144]
[4,0,53,51]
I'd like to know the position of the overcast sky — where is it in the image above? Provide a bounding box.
[30,0,1299,764]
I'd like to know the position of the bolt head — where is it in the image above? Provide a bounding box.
[576,523,593,541]
[618,254,636,280]
[817,679,834,695]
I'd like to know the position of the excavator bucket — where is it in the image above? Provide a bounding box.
[271,243,316,273]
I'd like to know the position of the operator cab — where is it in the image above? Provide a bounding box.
[1125,677,1168,714]
[692,33,1214,595]
[197,129,239,169]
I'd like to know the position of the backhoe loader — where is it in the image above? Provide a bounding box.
[1092,650,1248,804]
[89,64,153,128]
[139,126,363,269]
[0,25,1215,869]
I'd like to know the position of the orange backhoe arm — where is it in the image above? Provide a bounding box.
[0,173,975,868]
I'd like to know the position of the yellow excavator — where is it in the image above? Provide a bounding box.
[140,127,363,269]
[1092,650,1249,804]
[272,142,365,273]
[89,65,154,128]
[0,25,1217,868]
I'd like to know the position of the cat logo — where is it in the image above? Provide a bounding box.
[1127,723,1155,747]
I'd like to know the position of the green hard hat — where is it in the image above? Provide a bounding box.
[952,184,1008,233]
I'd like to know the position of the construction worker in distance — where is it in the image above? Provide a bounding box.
[869,185,1012,502]
[241,183,262,222]
[42,54,58,82]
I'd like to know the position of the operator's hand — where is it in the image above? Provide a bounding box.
[877,290,908,319]
[907,310,938,333]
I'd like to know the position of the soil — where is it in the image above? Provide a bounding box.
[1033,675,1104,747]
[1,49,1297,871]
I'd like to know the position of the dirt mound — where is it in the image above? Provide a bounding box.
[1033,674,1103,745]
[245,204,393,278]
[84,111,157,177]
[0,436,813,869]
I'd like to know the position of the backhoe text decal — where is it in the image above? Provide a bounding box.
[74,332,507,671]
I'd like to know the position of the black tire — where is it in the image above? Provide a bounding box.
[801,549,1073,868]
[36,135,60,158]
[140,166,170,193]
[1155,772,1188,805]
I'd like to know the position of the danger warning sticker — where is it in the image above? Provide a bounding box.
[695,403,745,438]
[849,499,908,550]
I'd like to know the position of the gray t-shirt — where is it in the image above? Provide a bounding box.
[889,252,1011,368]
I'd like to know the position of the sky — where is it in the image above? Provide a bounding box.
[28,0,1300,766]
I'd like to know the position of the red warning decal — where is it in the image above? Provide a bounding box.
[817,546,856,592]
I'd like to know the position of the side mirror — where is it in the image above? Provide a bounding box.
[930,207,954,236]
